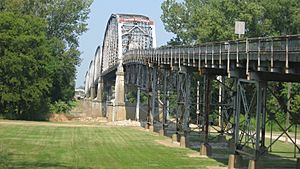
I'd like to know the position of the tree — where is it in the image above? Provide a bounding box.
[1,0,92,99]
[0,12,54,119]
[161,0,300,44]
[0,0,93,119]
[0,0,92,48]
[161,0,190,44]
[161,0,300,128]
[261,0,300,35]
[161,0,264,124]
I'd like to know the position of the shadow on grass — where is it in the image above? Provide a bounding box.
[12,162,70,169]
[0,154,71,169]
[4,160,91,169]
[153,123,297,169]
[0,147,83,169]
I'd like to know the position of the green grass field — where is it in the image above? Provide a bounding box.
[0,122,225,169]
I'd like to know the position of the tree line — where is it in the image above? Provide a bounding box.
[0,0,93,120]
[161,0,300,45]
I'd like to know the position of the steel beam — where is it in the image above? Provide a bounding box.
[204,75,213,144]
[176,66,192,146]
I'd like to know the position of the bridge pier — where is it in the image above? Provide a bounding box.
[157,66,162,123]
[136,87,140,121]
[112,65,126,121]
[146,65,152,129]
[176,66,191,148]
[232,79,268,161]
[217,76,225,135]
[200,75,213,156]
[160,65,170,136]
[146,63,158,130]
[96,78,104,116]
[90,86,95,99]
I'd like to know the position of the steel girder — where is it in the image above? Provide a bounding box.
[176,66,192,140]
[234,79,267,160]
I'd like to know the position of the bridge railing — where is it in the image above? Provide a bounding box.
[123,35,300,74]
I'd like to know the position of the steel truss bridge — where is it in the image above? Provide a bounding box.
[85,14,300,166]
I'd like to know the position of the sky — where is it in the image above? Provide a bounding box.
[76,0,176,88]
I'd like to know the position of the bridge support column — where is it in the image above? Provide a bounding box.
[113,65,126,121]
[135,64,143,122]
[233,79,267,160]
[255,81,267,159]
[85,90,90,99]
[157,66,164,128]
[196,80,201,128]
[90,86,95,99]
[200,75,212,156]
[97,79,103,101]
[176,66,191,148]
[97,78,104,116]
[229,78,241,150]
[217,76,225,134]
[160,65,170,136]
[136,87,140,121]
[151,66,157,129]
[146,64,157,131]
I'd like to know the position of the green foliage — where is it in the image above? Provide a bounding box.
[161,0,300,44]
[126,87,148,104]
[0,0,92,48]
[161,0,190,44]
[49,100,75,114]
[267,82,300,127]
[126,89,137,104]
[161,0,300,129]
[0,12,53,116]
[0,0,92,120]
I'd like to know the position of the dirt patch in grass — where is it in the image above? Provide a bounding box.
[0,120,103,128]
[48,113,69,122]
[206,166,227,169]
[186,152,228,159]
[155,139,181,148]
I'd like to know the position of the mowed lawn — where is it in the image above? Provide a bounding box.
[0,121,225,169]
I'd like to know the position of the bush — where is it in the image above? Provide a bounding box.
[49,100,74,114]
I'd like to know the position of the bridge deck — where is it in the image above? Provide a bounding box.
[123,35,300,80]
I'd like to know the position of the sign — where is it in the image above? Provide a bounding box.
[235,21,245,35]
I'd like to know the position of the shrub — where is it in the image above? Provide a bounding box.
[49,100,74,114]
